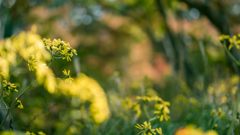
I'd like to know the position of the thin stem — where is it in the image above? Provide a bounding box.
[149,116,158,122]
[1,97,9,109]
[225,42,240,135]
[223,44,240,66]
[228,74,240,135]
[106,118,122,135]
[143,105,150,120]
[0,78,37,129]
[53,56,63,59]
[0,60,53,129]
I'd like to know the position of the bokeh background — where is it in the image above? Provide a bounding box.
[1,0,240,134]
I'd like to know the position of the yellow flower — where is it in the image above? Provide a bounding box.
[136,96,163,102]
[63,69,70,76]
[43,38,53,51]
[135,121,158,135]
[61,49,71,61]
[174,125,218,135]
[157,101,170,113]
[16,98,23,109]
[136,96,170,122]
[25,131,36,135]
[61,47,77,61]
[2,80,18,95]
[156,127,163,135]
[218,35,230,41]
[210,109,217,116]
[57,73,110,123]
[28,55,37,71]
[63,69,73,83]
[38,131,46,135]
[218,108,225,118]
[154,101,170,121]
[133,103,141,117]
[157,113,170,122]
[228,35,237,50]
[36,62,56,94]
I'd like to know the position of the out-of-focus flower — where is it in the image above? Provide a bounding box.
[16,98,23,109]
[136,96,163,102]
[137,96,170,122]
[25,131,36,135]
[135,121,158,135]
[28,55,37,71]
[38,131,46,135]
[228,35,238,50]
[154,101,170,121]
[63,69,73,83]
[2,80,18,95]
[156,127,163,135]
[57,73,110,123]
[36,62,56,94]
[218,35,230,41]
[218,108,225,118]
[174,125,218,135]
[218,34,240,50]
[121,97,141,117]
[210,109,217,116]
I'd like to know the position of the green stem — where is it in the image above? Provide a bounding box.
[228,83,240,135]
[0,60,53,129]
[0,97,9,109]
[106,118,122,135]
[0,78,37,129]
[143,105,150,120]
[223,44,240,66]
[149,116,158,122]
[224,43,240,135]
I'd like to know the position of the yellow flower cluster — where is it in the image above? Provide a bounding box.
[211,108,225,118]
[0,131,46,135]
[0,27,51,80]
[135,121,163,135]
[0,26,58,93]
[207,75,239,105]
[121,97,141,117]
[58,73,110,123]
[154,101,170,121]
[2,80,18,96]
[43,38,77,61]
[0,27,77,94]
[174,125,218,135]
[26,131,46,135]
[28,55,37,71]
[218,34,240,50]
[137,96,170,121]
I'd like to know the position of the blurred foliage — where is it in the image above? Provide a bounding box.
[1,0,240,134]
